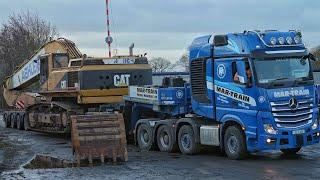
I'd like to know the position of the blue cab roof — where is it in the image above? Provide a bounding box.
[189,30,307,60]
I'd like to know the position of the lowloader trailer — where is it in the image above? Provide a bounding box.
[123,30,320,159]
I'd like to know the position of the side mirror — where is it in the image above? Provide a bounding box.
[214,35,228,47]
[236,61,249,85]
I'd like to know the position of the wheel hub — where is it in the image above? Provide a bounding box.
[181,133,191,150]
[160,132,170,147]
[227,135,239,154]
[141,130,150,145]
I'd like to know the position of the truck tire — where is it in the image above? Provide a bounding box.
[23,114,29,131]
[3,113,10,128]
[224,126,248,160]
[16,114,21,129]
[10,113,16,129]
[178,125,200,155]
[17,114,24,130]
[156,125,177,152]
[137,123,153,151]
[280,148,301,155]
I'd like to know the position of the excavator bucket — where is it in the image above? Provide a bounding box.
[71,113,128,166]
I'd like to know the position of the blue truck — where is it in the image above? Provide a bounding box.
[123,30,320,159]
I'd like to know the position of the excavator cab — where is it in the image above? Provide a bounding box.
[39,53,70,92]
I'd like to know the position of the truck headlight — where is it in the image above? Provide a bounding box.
[264,124,277,134]
[312,119,319,130]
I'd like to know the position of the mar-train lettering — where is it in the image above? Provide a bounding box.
[273,89,310,98]
[215,85,256,106]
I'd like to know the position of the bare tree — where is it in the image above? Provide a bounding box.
[176,52,189,72]
[311,46,320,60]
[0,12,58,108]
[149,57,174,73]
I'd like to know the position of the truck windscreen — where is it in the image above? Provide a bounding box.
[253,57,312,86]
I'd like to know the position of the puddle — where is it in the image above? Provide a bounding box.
[23,154,125,169]
[23,155,74,169]
[170,154,182,159]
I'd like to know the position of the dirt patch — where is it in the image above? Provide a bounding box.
[23,155,74,169]
[0,141,10,149]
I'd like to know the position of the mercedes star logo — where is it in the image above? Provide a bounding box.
[289,98,299,110]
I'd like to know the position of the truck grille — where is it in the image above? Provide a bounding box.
[271,98,314,128]
[190,59,210,103]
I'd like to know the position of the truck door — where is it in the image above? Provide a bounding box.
[214,58,257,111]
[39,55,49,90]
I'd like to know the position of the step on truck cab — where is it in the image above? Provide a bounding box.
[124,30,320,159]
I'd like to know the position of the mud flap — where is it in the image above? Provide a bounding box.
[71,113,128,166]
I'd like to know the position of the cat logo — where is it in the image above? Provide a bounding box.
[114,74,130,87]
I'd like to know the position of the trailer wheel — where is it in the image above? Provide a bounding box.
[10,113,16,129]
[15,114,21,129]
[280,147,301,155]
[224,126,248,160]
[137,123,153,151]
[7,113,12,128]
[17,114,24,130]
[24,114,29,131]
[4,113,9,128]
[178,125,200,155]
[156,125,177,152]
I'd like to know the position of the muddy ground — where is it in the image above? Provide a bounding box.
[0,115,320,180]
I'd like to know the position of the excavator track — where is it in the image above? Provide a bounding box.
[71,113,128,166]
[24,101,81,133]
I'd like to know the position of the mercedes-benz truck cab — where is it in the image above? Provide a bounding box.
[206,31,319,157]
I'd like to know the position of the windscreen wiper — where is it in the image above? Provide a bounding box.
[294,77,312,86]
[268,77,288,88]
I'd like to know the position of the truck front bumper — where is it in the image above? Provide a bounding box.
[247,127,320,152]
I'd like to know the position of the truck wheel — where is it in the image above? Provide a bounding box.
[10,113,16,129]
[24,114,29,131]
[178,125,200,155]
[137,123,153,151]
[17,114,24,130]
[280,148,301,155]
[156,125,177,152]
[16,114,21,129]
[6,113,12,128]
[224,126,248,160]
[3,113,10,128]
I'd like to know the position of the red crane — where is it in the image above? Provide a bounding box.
[105,0,112,57]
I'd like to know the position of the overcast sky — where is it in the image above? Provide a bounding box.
[0,0,319,62]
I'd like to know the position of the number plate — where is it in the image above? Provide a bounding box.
[292,129,305,135]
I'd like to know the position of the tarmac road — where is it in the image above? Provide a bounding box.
[0,115,320,180]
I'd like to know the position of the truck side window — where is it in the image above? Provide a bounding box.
[232,61,252,87]
[232,62,240,83]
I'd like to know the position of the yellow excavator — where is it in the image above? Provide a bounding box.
[2,38,152,164]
